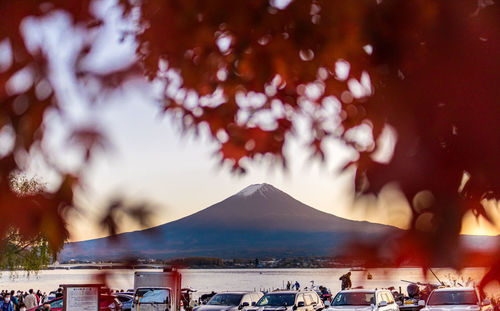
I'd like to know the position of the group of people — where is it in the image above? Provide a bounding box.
[286,281,301,290]
[0,288,62,311]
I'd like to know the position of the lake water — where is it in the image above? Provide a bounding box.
[0,268,495,297]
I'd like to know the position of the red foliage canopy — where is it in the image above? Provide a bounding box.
[2,0,500,287]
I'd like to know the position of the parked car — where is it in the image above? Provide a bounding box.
[44,291,57,303]
[116,293,134,311]
[248,290,324,311]
[419,288,491,311]
[100,294,123,311]
[28,295,122,311]
[195,292,263,311]
[328,289,399,311]
[29,297,64,311]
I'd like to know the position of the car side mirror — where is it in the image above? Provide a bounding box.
[418,300,426,307]
[324,301,331,307]
[379,301,388,307]
[239,302,250,309]
[297,302,305,308]
[483,299,491,306]
[202,301,207,305]
[252,302,256,306]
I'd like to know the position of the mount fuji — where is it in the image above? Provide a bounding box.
[59,183,397,261]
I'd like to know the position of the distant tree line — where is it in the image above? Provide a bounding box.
[159,252,495,269]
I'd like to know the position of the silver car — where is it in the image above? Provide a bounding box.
[195,292,263,311]
[419,288,491,311]
[327,289,399,311]
[248,290,325,311]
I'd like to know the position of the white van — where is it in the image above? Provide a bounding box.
[132,271,182,311]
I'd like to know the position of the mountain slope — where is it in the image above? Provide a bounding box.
[60,183,397,261]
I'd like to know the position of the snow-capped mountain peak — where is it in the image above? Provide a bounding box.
[236,183,276,197]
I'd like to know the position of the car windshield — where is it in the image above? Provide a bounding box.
[257,294,296,307]
[428,291,478,306]
[332,292,375,306]
[118,295,133,302]
[135,289,170,304]
[208,294,244,306]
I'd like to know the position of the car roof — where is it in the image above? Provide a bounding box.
[266,291,316,294]
[338,289,376,293]
[433,287,475,292]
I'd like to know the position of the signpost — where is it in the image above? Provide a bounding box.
[60,284,101,311]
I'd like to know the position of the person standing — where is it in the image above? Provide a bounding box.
[0,294,14,311]
[55,288,63,298]
[36,290,43,304]
[23,290,37,310]
[9,291,17,309]
[294,281,300,290]
[339,272,352,290]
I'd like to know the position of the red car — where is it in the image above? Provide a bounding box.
[28,295,122,311]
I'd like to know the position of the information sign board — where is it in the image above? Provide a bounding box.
[61,284,100,311]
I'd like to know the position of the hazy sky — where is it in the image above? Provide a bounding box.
[63,86,499,241]
[19,0,499,241]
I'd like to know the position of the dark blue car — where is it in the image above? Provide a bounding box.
[116,294,133,311]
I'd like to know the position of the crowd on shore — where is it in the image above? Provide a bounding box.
[0,288,62,311]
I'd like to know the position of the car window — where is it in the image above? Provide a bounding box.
[136,289,170,304]
[428,291,478,306]
[257,294,296,307]
[208,294,244,306]
[118,296,131,302]
[304,295,312,306]
[332,292,375,306]
[51,299,63,308]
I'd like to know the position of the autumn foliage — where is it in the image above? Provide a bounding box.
[2,0,500,288]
